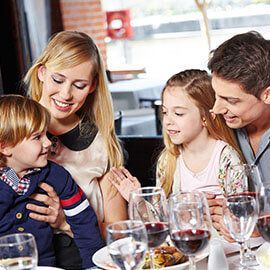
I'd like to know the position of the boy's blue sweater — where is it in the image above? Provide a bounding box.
[0,161,105,268]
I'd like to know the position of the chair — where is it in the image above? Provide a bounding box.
[118,135,164,187]
[139,98,162,135]
[114,111,122,135]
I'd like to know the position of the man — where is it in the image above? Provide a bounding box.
[207,31,270,234]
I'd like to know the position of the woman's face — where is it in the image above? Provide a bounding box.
[38,60,96,125]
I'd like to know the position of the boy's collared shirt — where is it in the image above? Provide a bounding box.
[0,167,40,195]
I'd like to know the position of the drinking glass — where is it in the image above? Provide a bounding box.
[225,164,261,197]
[0,233,38,270]
[106,220,148,270]
[225,163,261,266]
[169,191,211,270]
[223,195,258,268]
[256,181,270,242]
[129,187,168,269]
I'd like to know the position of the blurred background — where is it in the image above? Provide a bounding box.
[1,0,270,135]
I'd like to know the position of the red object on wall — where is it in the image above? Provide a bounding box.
[106,9,133,40]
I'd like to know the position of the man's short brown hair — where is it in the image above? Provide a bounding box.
[208,31,270,98]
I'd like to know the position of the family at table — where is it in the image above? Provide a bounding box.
[0,29,269,269]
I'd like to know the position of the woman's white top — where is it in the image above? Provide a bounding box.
[48,128,108,222]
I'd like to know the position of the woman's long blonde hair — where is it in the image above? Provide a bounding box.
[24,31,123,169]
[158,69,243,196]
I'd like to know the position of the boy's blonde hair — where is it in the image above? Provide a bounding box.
[24,31,123,168]
[0,95,50,167]
[158,69,243,195]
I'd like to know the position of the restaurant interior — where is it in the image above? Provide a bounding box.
[0,1,270,269]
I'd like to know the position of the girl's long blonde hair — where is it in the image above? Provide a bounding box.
[24,31,123,169]
[158,69,243,196]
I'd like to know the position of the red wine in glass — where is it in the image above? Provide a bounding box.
[171,229,210,256]
[145,222,168,248]
[230,191,256,198]
[257,215,270,242]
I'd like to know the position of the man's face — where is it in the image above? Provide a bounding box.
[211,73,266,129]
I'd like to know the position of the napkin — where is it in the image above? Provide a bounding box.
[208,238,229,270]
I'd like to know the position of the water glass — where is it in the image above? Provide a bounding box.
[106,220,148,270]
[0,233,38,270]
[223,195,258,268]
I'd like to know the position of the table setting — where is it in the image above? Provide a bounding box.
[92,167,270,270]
[0,166,269,270]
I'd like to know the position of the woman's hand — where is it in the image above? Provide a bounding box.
[26,182,73,237]
[108,166,141,201]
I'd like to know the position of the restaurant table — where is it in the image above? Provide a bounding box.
[108,78,165,111]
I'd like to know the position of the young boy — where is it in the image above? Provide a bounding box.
[0,95,105,268]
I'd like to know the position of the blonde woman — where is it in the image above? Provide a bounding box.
[24,31,127,269]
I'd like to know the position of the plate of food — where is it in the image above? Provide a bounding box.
[92,242,208,270]
[256,242,270,269]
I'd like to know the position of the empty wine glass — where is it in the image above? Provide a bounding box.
[129,187,168,269]
[256,181,270,242]
[223,195,258,269]
[106,220,148,270]
[169,191,211,270]
[225,163,261,266]
[0,233,38,270]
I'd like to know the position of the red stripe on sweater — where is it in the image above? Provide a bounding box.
[61,191,82,207]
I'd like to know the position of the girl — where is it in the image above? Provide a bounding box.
[109,69,244,199]
[24,31,127,269]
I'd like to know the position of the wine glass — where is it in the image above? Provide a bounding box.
[106,220,148,270]
[169,191,211,270]
[129,187,168,269]
[225,164,261,197]
[225,163,261,266]
[0,233,38,270]
[256,181,270,242]
[223,195,258,268]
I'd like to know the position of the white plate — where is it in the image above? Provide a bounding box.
[93,246,208,270]
[38,267,64,270]
[256,242,270,269]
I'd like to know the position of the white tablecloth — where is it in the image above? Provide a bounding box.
[108,78,165,111]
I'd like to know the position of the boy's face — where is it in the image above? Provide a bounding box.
[211,73,267,129]
[5,129,52,177]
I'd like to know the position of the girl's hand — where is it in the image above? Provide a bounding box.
[108,166,141,201]
[26,182,72,237]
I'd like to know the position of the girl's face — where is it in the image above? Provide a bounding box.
[162,86,205,146]
[38,60,96,125]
